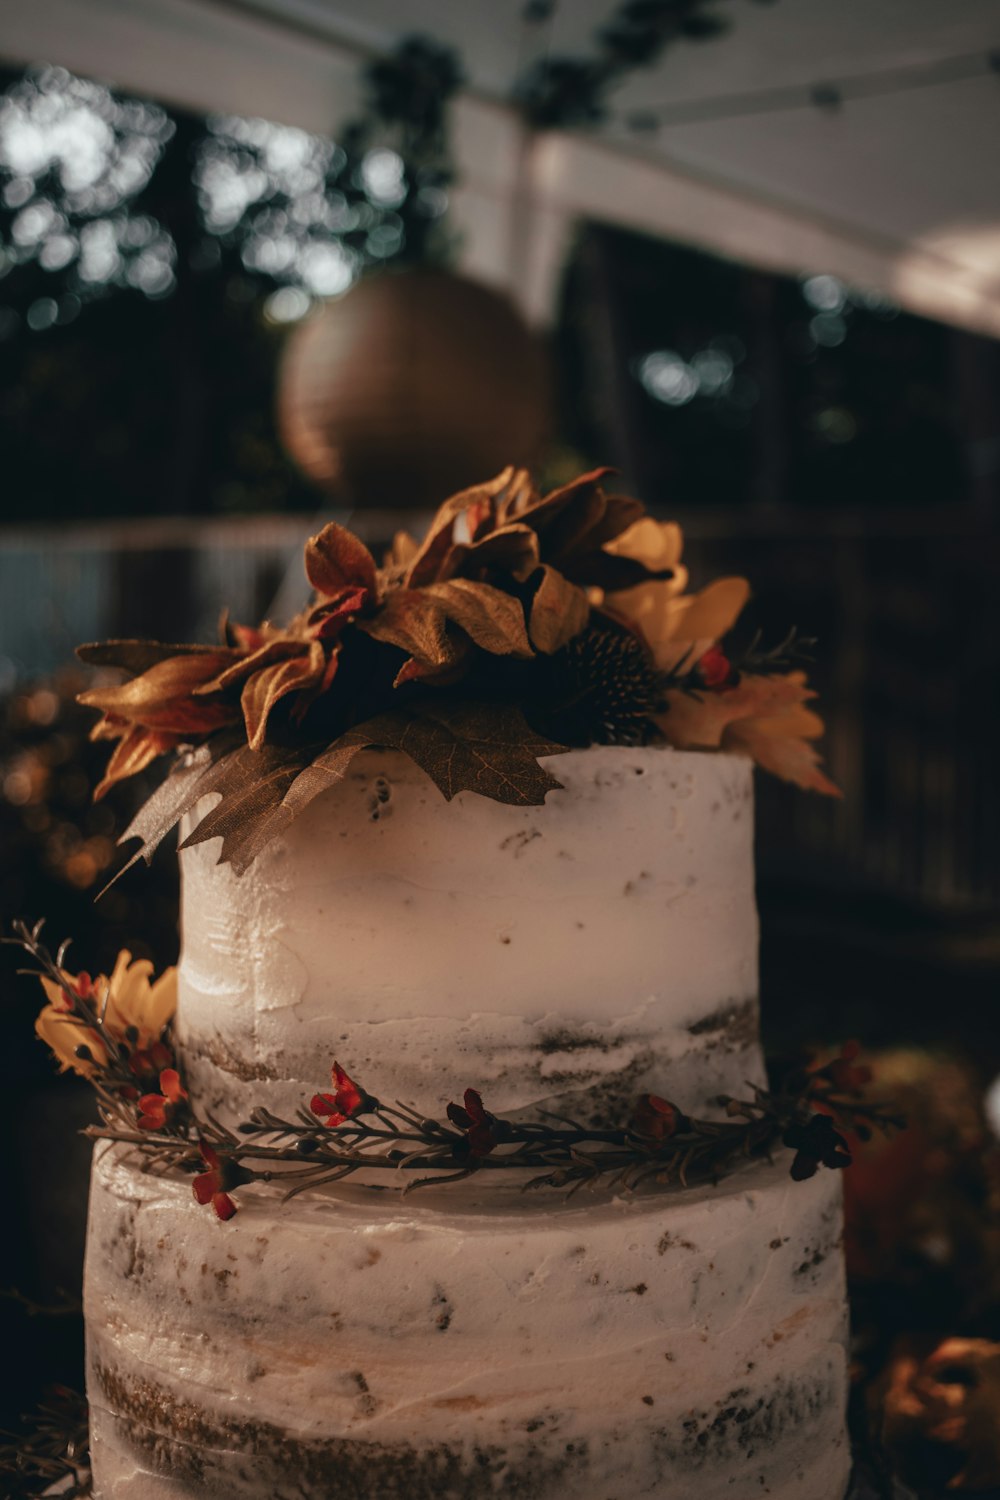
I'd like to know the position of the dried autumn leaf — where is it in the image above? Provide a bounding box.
[305,585,370,640]
[400,699,567,803]
[386,529,420,571]
[194,637,306,695]
[442,522,540,583]
[359,588,456,668]
[724,705,843,798]
[609,575,750,674]
[669,579,750,650]
[241,639,327,750]
[422,579,534,659]
[77,640,227,675]
[659,671,815,750]
[392,640,472,688]
[530,477,606,558]
[580,493,645,550]
[104,736,241,891]
[497,465,614,529]
[498,469,663,589]
[406,469,517,588]
[529,565,590,653]
[604,517,689,597]
[179,742,313,873]
[173,703,570,873]
[305,521,377,599]
[492,466,537,522]
[78,651,241,736]
[658,671,840,798]
[93,725,183,800]
[275,703,568,821]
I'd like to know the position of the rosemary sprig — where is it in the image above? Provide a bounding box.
[733,626,817,676]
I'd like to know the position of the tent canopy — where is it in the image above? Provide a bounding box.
[4,0,1000,334]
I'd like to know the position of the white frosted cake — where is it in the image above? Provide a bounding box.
[83,747,851,1499]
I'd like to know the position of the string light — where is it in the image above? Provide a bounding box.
[623,47,1000,132]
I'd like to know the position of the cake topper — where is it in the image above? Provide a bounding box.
[77,467,839,878]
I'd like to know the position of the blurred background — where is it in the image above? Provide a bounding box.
[1,1,999,1490]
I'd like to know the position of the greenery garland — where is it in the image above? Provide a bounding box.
[9,920,902,1221]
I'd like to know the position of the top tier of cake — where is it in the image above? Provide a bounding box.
[176,746,763,1128]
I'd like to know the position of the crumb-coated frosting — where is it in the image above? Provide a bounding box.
[86,1143,850,1500]
[176,746,763,1126]
[85,745,850,1500]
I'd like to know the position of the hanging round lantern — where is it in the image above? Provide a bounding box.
[277,267,551,509]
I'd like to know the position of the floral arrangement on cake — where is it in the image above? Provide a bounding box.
[8,921,900,1221]
[76,467,838,877]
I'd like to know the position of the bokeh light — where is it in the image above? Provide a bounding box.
[0,65,176,299]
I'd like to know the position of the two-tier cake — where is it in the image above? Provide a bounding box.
[50,467,852,1497]
[82,748,849,1499]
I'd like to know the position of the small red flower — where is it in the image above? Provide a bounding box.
[137,1067,188,1131]
[446,1088,509,1157]
[128,1038,175,1081]
[310,1061,366,1126]
[698,647,738,690]
[53,971,93,1011]
[632,1094,690,1141]
[192,1142,252,1220]
[825,1040,873,1094]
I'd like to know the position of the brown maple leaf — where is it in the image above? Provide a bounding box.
[170,704,569,875]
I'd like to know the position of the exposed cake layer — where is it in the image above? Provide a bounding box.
[176,747,762,1126]
[86,1143,849,1500]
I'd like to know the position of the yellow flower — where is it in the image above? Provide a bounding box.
[36,951,177,1078]
[604,519,750,673]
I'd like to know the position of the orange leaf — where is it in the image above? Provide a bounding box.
[94,726,181,799]
[724,716,842,797]
[405,469,515,588]
[492,467,538,523]
[241,641,325,750]
[88,712,128,743]
[393,641,471,688]
[447,523,541,582]
[605,517,688,591]
[194,637,304,694]
[659,671,840,797]
[79,652,241,735]
[500,466,614,530]
[529,566,590,653]
[659,671,816,750]
[616,576,750,673]
[360,589,455,667]
[305,522,377,600]
[422,579,534,659]
[385,530,420,571]
[669,578,750,645]
[291,642,342,723]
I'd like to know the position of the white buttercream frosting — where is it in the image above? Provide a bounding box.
[86,1143,850,1500]
[176,746,762,1124]
[84,744,850,1499]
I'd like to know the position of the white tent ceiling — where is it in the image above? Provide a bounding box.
[4,0,1000,334]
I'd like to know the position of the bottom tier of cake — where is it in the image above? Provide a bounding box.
[85,1143,850,1500]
